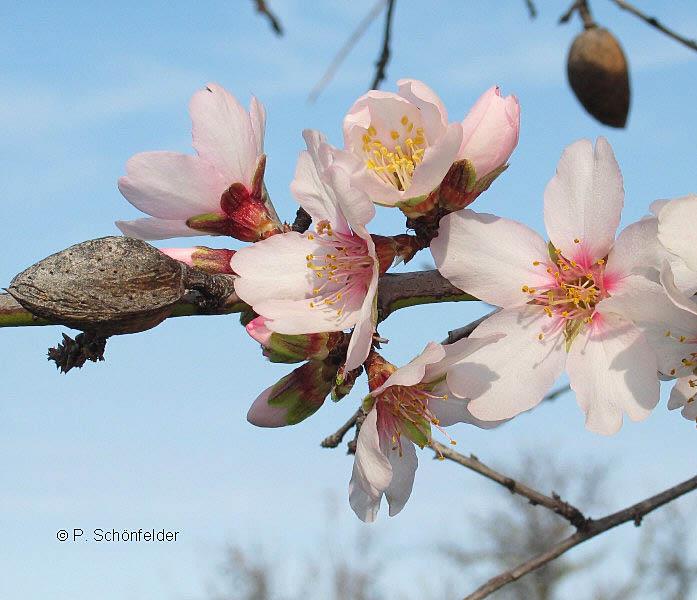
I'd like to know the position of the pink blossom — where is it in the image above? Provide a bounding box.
[349,336,502,522]
[117,83,280,241]
[342,79,462,206]
[431,138,664,435]
[231,130,379,371]
[341,79,518,207]
[459,85,520,183]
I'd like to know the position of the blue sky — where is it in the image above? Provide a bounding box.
[2,1,697,598]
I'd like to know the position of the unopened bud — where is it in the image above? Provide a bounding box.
[187,155,283,242]
[247,359,338,427]
[364,351,397,392]
[438,159,508,213]
[332,365,363,402]
[246,316,344,363]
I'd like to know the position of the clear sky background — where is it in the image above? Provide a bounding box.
[2,1,697,598]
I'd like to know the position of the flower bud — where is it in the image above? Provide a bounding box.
[247,359,338,427]
[459,86,520,180]
[246,316,344,363]
[160,247,236,274]
[187,155,282,242]
[365,351,397,392]
[331,365,363,402]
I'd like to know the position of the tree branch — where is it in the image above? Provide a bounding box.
[463,473,697,600]
[1,268,475,330]
[431,441,588,529]
[253,0,283,36]
[524,0,537,19]
[609,0,697,52]
[370,0,396,89]
[320,407,365,449]
[308,0,386,102]
[377,270,477,322]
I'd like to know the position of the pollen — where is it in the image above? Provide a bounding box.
[361,117,426,191]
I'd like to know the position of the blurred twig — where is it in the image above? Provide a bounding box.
[464,473,697,600]
[524,0,537,19]
[609,0,697,52]
[370,0,396,89]
[559,0,596,29]
[309,0,387,102]
[253,0,283,36]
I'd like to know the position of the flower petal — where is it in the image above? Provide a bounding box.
[543,137,623,265]
[450,307,567,420]
[459,86,520,179]
[396,78,448,140]
[372,342,447,395]
[344,232,379,370]
[657,194,697,272]
[230,232,315,305]
[431,210,551,308]
[567,312,659,435]
[291,130,375,234]
[349,408,392,523]
[406,122,463,199]
[118,152,224,219]
[116,217,201,240]
[190,83,260,185]
[246,385,288,428]
[668,377,697,420]
[383,438,418,517]
[599,275,697,377]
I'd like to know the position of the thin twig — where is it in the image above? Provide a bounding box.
[253,0,283,36]
[609,0,697,52]
[559,0,596,28]
[524,0,537,19]
[442,309,500,344]
[431,441,589,529]
[321,407,364,449]
[370,0,396,89]
[463,473,697,600]
[308,0,386,102]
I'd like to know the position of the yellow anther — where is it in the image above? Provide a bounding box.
[574,238,581,244]
[597,259,605,265]
[533,260,540,266]
[368,126,377,136]
[400,115,409,125]
[390,130,399,140]
[362,134,371,144]
[538,333,545,340]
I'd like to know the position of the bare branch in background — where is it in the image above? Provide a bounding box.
[524,0,537,19]
[308,0,387,102]
[464,473,697,600]
[431,442,589,529]
[370,0,396,89]
[609,0,697,52]
[559,0,596,29]
[253,0,283,36]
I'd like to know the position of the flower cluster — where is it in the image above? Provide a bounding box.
[116,80,696,522]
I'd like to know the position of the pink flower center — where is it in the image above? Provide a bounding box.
[376,383,453,455]
[305,221,374,319]
[361,117,426,191]
[523,242,613,346]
